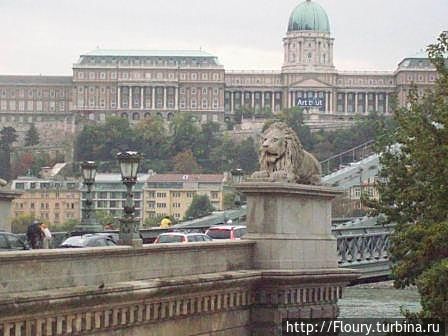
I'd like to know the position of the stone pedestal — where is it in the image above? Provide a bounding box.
[237,182,343,270]
[237,182,358,335]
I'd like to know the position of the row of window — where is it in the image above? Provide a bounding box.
[80,56,217,67]
[76,71,223,82]
[0,100,66,112]
[0,88,67,99]
[15,202,76,209]
[94,200,141,208]
[14,211,76,220]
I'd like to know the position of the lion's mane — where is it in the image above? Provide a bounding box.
[256,121,321,185]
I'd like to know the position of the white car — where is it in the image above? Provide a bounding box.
[205,225,247,240]
[154,232,213,244]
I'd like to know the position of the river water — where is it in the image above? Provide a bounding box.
[339,282,421,318]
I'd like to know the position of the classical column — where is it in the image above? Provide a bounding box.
[271,92,275,113]
[129,87,132,109]
[375,93,379,112]
[355,93,358,114]
[288,91,292,108]
[385,93,389,114]
[261,92,265,109]
[251,92,255,109]
[329,92,333,113]
[230,91,234,113]
[175,87,178,110]
[140,87,144,110]
[117,86,121,109]
[163,87,167,109]
[152,87,155,109]
[241,91,245,107]
[365,93,368,114]
[344,93,348,114]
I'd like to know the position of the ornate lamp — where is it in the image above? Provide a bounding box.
[75,161,102,233]
[116,151,143,247]
[230,168,244,185]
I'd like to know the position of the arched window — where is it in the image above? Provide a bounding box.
[121,112,128,119]
[132,112,140,120]
[144,112,151,118]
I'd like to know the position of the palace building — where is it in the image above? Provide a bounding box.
[0,0,437,149]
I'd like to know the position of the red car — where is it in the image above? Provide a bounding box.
[205,225,247,240]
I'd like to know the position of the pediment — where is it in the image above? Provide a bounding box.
[291,78,331,88]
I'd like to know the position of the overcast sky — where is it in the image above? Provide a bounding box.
[0,0,446,75]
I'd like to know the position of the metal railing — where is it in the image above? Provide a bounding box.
[337,231,390,265]
[320,140,376,176]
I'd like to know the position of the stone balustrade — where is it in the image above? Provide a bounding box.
[0,241,254,294]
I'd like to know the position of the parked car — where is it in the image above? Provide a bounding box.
[205,225,247,240]
[59,234,117,248]
[0,231,30,251]
[154,232,213,244]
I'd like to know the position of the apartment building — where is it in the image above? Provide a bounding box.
[143,174,225,221]
[11,177,81,227]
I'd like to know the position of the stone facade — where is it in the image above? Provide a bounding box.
[0,0,438,149]
[10,177,81,228]
[143,173,225,221]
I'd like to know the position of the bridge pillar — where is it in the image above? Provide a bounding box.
[237,182,359,334]
[237,182,342,270]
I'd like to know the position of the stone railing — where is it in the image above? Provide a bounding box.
[0,241,254,294]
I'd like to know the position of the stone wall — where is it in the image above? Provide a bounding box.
[0,241,254,294]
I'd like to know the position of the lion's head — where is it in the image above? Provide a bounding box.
[259,122,303,171]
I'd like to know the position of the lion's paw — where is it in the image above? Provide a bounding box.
[251,170,269,179]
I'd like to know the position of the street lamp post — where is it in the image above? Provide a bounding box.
[116,151,143,247]
[76,161,102,233]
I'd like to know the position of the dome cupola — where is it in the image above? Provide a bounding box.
[288,0,330,33]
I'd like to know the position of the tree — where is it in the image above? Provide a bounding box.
[184,194,214,220]
[169,113,201,156]
[11,152,34,177]
[75,116,135,161]
[235,137,259,174]
[134,116,169,160]
[59,219,80,232]
[24,124,40,146]
[95,210,117,227]
[0,127,17,180]
[172,150,202,174]
[372,32,448,320]
[11,213,36,233]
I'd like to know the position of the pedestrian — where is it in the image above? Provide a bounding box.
[41,223,52,249]
[26,220,44,249]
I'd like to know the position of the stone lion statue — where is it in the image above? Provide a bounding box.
[251,122,321,185]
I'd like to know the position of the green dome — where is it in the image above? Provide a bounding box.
[288,0,330,33]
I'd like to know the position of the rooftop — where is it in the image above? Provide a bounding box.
[0,75,72,85]
[82,49,216,58]
[94,173,151,183]
[147,174,224,183]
